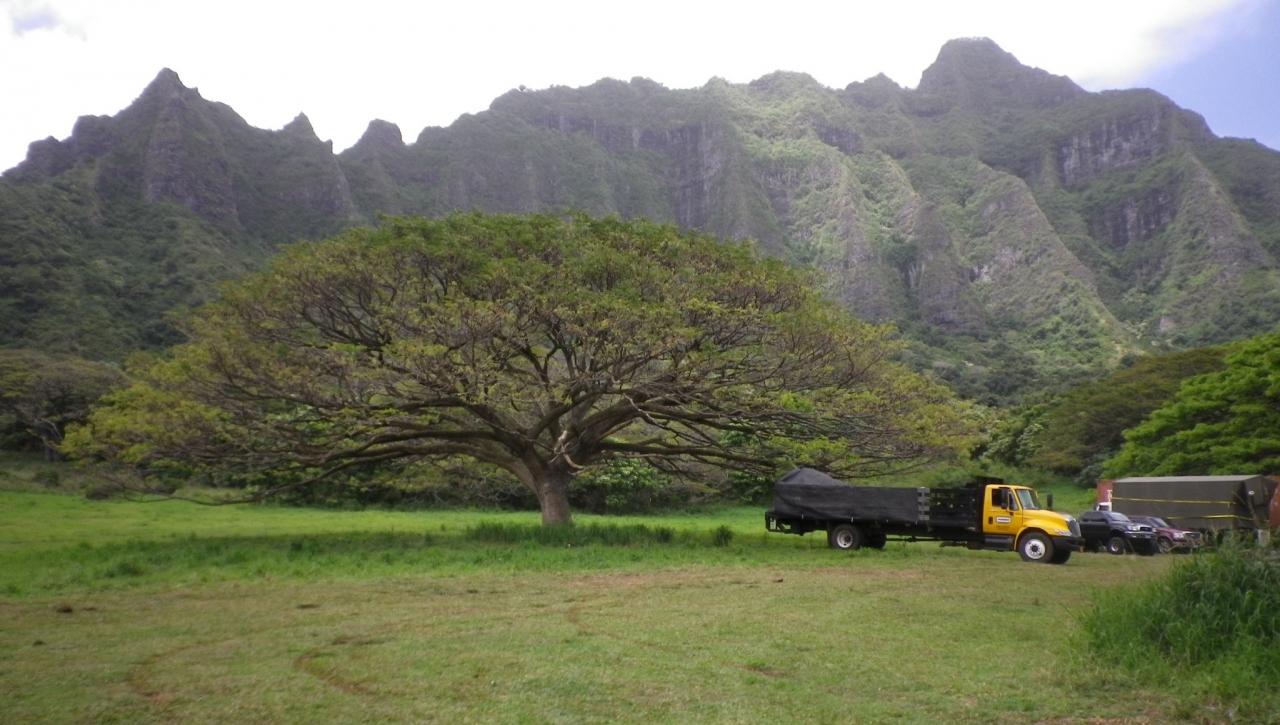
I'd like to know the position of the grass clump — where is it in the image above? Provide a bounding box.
[711,524,734,547]
[1081,540,1280,718]
[464,521,677,546]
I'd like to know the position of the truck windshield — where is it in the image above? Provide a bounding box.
[1015,489,1042,510]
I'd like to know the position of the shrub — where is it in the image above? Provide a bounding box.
[711,525,734,547]
[83,481,118,500]
[571,460,717,514]
[34,469,61,488]
[571,459,670,513]
[1082,540,1280,717]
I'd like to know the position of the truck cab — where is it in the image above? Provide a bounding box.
[981,484,1083,563]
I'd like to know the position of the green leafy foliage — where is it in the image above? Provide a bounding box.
[270,458,536,510]
[67,213,974,523]
[571,459,711,514]
[0,349,124,456]
[0,175,264,359]
[1105,331,1280,475]
[976,403,1048,467]
[1026,346,1227,473]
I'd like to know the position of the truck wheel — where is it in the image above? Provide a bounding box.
[865,532,887,550]
[1106,535,1129,555]
[1049,548,1072,565]
[827,524,862,550]
[1157,537,1174,554]
[1018,532,1054,563]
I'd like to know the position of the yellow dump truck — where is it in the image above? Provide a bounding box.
[765,468,1084,564]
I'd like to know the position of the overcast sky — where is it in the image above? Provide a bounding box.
[2,0,1277,172]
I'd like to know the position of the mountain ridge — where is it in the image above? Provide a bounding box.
[4,39,1279,401]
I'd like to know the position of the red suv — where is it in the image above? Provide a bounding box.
[1128,515,1204,554]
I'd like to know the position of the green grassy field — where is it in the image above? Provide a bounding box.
[0,468,1179,723]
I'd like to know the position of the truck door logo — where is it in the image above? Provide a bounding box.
[995,516,1011,524]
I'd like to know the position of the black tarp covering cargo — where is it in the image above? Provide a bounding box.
[1111,476,1277,531]
[770,468,927,523]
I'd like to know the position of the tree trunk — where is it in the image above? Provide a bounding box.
[536,467,574,526]
[33,421,63,463]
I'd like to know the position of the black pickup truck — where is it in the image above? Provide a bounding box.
[1077,511,1158,555]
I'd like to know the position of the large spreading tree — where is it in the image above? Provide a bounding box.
[67,213,972,524]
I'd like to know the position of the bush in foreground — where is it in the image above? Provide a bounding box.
[1082,541,1280,718]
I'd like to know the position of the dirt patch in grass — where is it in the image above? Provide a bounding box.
[293,647,382,698]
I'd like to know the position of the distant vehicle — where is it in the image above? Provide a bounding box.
[1077,511,1158,555]
[1096,476,1278,543]
[765,468,1083,564]
[1127,515,1204,554]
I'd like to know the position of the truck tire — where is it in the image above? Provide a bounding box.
[1049,548,1072,565]
[1157,537,1174,554]
[1106,535,1129,555]
[1018,532,1054,563]
[827,523,863,550]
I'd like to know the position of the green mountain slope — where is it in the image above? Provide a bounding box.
[3,39,1278,401]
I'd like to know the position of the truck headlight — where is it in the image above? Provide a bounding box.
[1053,529,1071,537]
[1173,532,1186,539]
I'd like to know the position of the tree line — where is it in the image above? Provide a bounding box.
[4,213,1277,518]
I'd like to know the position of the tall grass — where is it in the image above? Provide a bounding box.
[465,521,677,546]
[1082,540,1280,718]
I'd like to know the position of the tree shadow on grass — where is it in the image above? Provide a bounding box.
[4,522,832,597]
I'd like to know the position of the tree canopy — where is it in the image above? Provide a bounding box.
[1024,346,1227,473]
[66,213,973,523]
[0,349,124,459]
[1105,331,1280,476]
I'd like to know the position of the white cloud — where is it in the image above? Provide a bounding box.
[0,0,1255,172]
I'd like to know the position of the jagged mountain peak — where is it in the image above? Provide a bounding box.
[282,112,317,138]
[931,37,1015,65]
[918,37,1085,109]
[141,67,190,100]
[353,119,404,150]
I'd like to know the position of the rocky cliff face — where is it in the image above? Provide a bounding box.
[4,41,1279,400]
